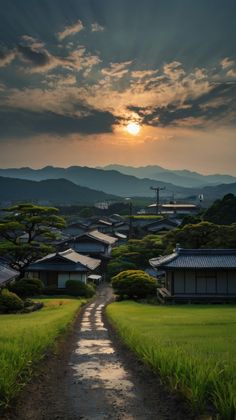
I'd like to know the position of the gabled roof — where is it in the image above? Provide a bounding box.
[28,249,101,272]
[79,230,117,245]
[0,264,19,286]
[150,249,236,269]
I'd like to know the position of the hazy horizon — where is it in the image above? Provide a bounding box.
[0,162,236,177]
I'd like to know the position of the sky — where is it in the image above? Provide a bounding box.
[0,0,236,174]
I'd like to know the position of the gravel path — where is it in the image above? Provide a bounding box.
[4,284,193,420]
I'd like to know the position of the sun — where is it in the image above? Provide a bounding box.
[126,122,141,135]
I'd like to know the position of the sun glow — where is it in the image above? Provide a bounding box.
[126,122,141,135]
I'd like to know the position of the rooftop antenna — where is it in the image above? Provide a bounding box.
[150,186,166,215]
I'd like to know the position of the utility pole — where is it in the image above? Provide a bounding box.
[125,198,133,238]
[150,186,166,215]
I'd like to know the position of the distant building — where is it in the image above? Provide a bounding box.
[94,201,111,210]
[150,248,236,303]
[148,203,198,215]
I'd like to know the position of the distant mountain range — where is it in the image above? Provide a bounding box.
[101,164,236,188]
[0,166,193,197]
[0,166,236,205]
[0,177,119,205]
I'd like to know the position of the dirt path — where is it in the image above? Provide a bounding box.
[5,284,193,420]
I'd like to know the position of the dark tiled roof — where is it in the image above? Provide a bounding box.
[0,264,19,285]
[27,263,90,272]
[150,249,236,269]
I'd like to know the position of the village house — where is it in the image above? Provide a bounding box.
[26,249,101,290]
[57,230,118,277]
[132,217,180,237]
[150,248,236,303]
[59,230,117,257]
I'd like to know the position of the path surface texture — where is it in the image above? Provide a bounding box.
[67,285,157,419]
[6,284,192,420]
[66,284,188,419]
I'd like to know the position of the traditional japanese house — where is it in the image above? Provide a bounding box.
[26,249,101,290]
[150,248,236,303]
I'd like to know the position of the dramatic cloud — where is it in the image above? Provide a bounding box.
[127,82,236,128]
[0,7,235,146]
[131,70,159,79]
[0,48,15,67]
[0,106,117,139]
[91,23,104,32]
[101,61,132,79]
[14,41,100,74]
[227,69,236,78]
[163,61,186,81]
[17,44,51,68]
[221,57,234,69]
[21,35,45,49]
[57,20,84,40]
[2,54,236,136]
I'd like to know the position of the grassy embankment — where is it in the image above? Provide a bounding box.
[107,302,236,419]
[0,297,85,407]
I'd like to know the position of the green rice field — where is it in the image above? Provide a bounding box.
[0,298,84,407]
[107,302,236,419]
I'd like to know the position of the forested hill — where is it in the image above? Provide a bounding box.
[0,177,119,205]
[0,167,236,203]
[102,164,236,188]
[0,166,211,198]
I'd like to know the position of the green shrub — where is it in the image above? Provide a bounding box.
[0,289,24,313]
[66,280,95,298]
[9,278,43,297]
[111,270,157,300]
[23,298,34,308]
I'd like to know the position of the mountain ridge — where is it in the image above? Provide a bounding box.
[101,164,236,188]
[0,177,119,205]
[0,167,236,203]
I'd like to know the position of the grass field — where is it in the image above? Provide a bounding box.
[107,302,236,419]
[0,297,85,407]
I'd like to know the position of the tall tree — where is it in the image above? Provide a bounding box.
[204,194,236,225]
[0,204,65,273]
[163,221,236,253]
